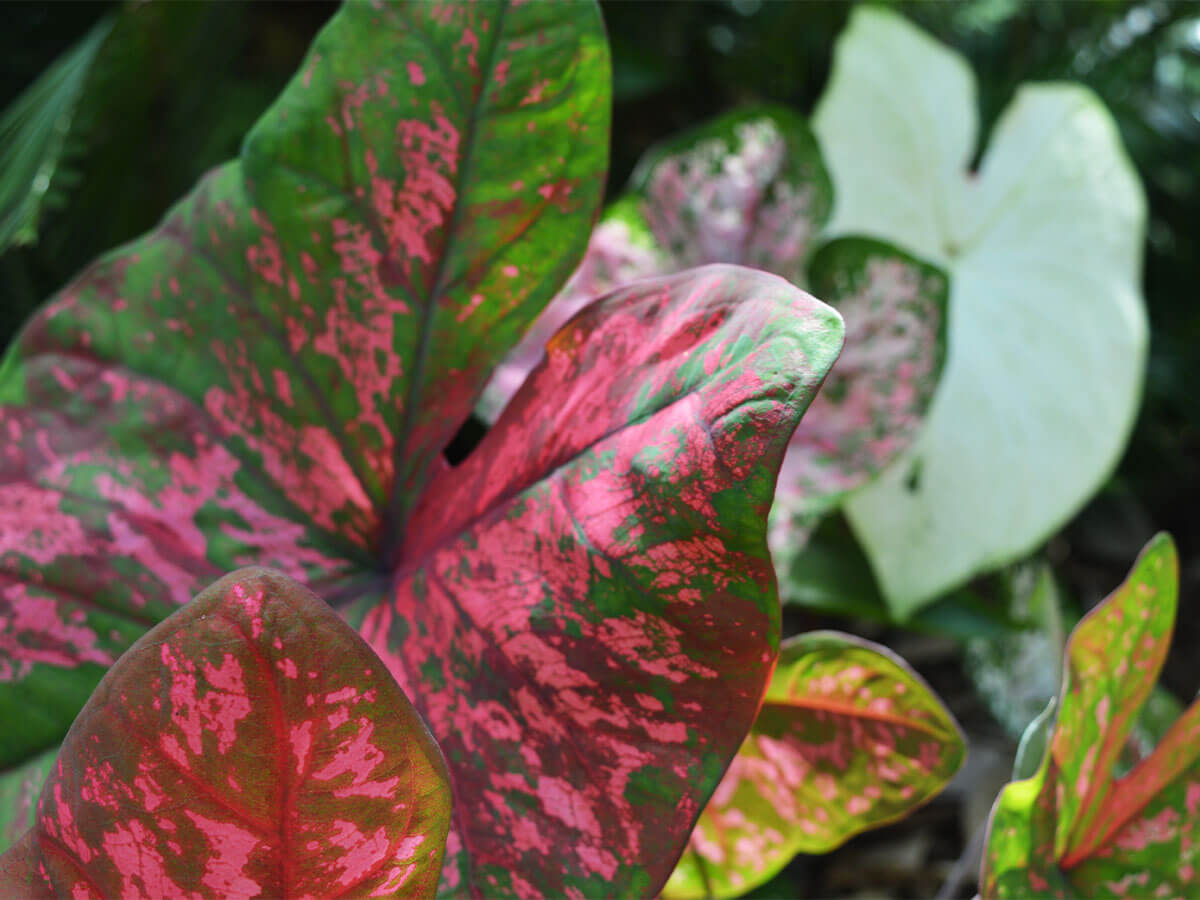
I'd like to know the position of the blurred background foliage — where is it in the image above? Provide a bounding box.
[2,1,1198,894]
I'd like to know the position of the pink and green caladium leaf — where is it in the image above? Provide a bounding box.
[663,631,965,899]
[769,237,947,579]
[358,265,845,896]
[981,533,1200,897]
[0,750,54,852]
[0,567,452,898]
[0,0,609,767]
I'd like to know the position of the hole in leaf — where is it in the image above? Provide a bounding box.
[442,413,487,466]
[905,457,923,493]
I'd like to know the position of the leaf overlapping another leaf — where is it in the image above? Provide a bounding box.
[0,0,609,767]
[361,265,845,895]
[0,568,451,898]
[814,7,1148,616]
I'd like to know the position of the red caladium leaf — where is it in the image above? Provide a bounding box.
[0,0,609,767]
[663,631,964,899]
[981,533,1200,897]
[358,265,845,895]
[0,567,451,898]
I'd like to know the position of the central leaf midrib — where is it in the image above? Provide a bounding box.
[381,2,510,568]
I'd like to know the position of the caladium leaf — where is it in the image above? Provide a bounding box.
[358,265,845,896]
[0,0,609,767]
[813,6,1148,617]
[981,533,1200,897]
[0,2,850,893]
[770,237,946,574]
[663,631,965,899]
[0,567,451,898]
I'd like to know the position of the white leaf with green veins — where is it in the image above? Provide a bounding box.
[812,7,1147,617]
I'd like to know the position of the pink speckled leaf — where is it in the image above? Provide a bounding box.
[0,0,609,767]
[356,265,845,896]
[982,533,1200,897]
[633,106,831,282]
[771,238,947,566]
[0,567,451,898]
[664,631,964,899]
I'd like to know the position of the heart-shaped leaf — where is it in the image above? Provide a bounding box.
[981,533,1200,896]
[0,567,451,898]
[0,0,609,768]
[358,264,845,896]
[663,631,964,899]
[813,7,1148,616]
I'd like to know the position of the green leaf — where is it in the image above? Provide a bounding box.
[664,632,964,899]
[0,16,112,250]
[981,533,1200,897]
[813,7,1148,617]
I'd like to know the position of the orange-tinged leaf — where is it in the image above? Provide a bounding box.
[981,533,1200,897]
[665,631,964,898]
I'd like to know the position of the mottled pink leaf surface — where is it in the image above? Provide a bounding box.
[0,0,609,766]
[359,265,845,896]
[479,109,947,577]
[664,631,964,899]
[0,568,451,899]
[982,534,1200,897]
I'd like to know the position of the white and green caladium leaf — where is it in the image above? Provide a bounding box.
[813,7,1148,617]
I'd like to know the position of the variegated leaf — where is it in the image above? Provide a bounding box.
[982,534,1200,897]
[358,265,845,896]
[0,568,451,898]
[664,631,964,899]
[0,0,609,769]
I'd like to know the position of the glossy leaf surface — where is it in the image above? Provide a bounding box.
[814,7,1148,616]
[0,0,609,767]
[664,631,964,899]
[981,534,1200,897]
[0,568,451,898]
[360,265,845,896]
